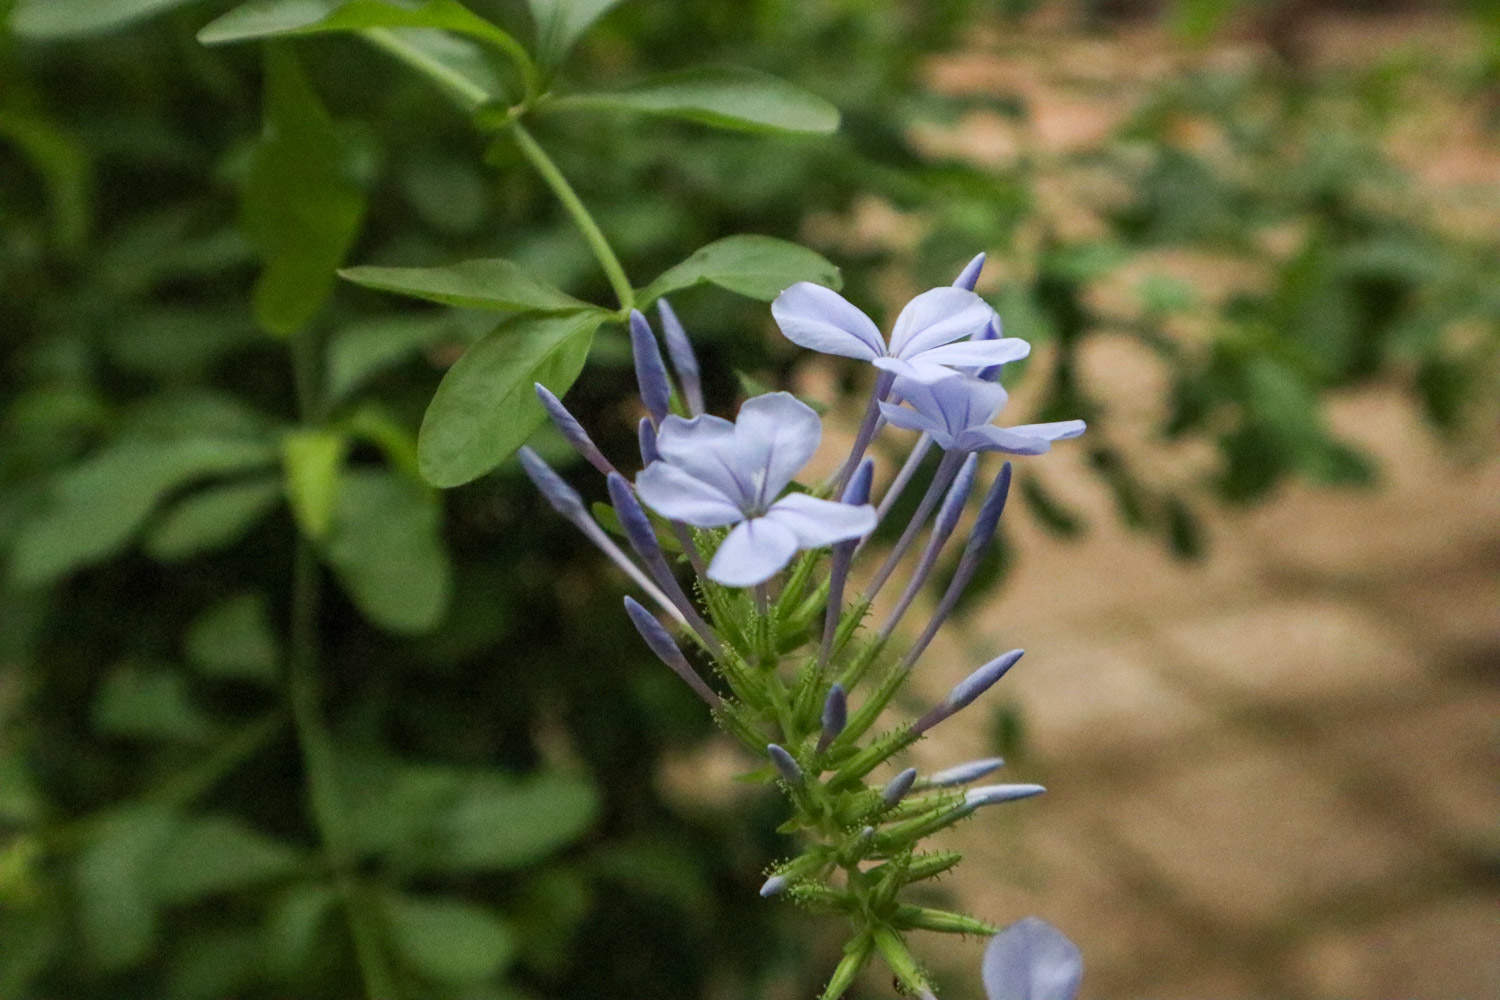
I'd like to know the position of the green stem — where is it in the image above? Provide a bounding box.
[287,331,400,1000]
[509,120,636,313]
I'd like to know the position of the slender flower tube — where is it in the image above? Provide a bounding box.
[606,473,719,653]
[657,299,704,416]
[535,383,616,477]
[912,649,1025,734]
[629,309,672,426]
[517,447,686,627]
[863,449,965,603]
[622,596,719,707]
[880,452,979,640]
[819,458,874,668]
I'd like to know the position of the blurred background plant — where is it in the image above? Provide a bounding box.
[1,1,1495,998]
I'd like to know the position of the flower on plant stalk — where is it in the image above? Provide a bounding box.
[634,392,876,587]
[880,375,1087,455]
[982,917,1082,1000]
[771,281,1029,384]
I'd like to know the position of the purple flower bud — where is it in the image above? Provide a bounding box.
[953,252,986,291]
[927,758,1005,788]
[913,649,1024,734]
[629,309,672,425]
[623,597,719,707]
[535,383,615,477]
[517,447,588,524]
[759,874,788,897]
[934,453,978,540]
[637,417,660,465]
[607,472,662,561]
[842,458,874,506]
[818,684,847,751]
[767,743,804,784]
[882,767,918,806]
[963,783,1045,810]
[657,299,703,416]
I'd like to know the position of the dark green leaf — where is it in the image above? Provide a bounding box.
[149,816,306,904]
[385,893,516,983]
[341,258,599,314]
[417,311,603,486]
[144,477,284,562]
[326,313,464,403]
[549,66,839,135]
[8,437,278,586]
[91,663,219,744]
[525,0,621,67]
[263,884,337,978]
[9,0,197,38]
[322,469,452,633]
[1164,496,1205,560]
[185,592,280,684]
[1018,474,1084,537]
[73,806,176,970]
[0,110,91,248]
[638,235,841,305]
[241,47,366,336]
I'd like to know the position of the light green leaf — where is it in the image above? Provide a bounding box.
[9,0,198,38]
[548,66,840,135]
[322,469,451,633]
[263,883,337,977]
[241,46,366,336]
[325,312,461,404]
[417,310,603,487]
[280,428,349,541]
[424,771,598,872]
[91,663,220,744]
[638,235,841,305]
[341,258,600,314]
[385,893,516,983]
[525,0,621,68]
[8,436,278,587]
[149,816,306,905]
[185,592,280,684]
[144,476,284,562]
[74,806,177,970]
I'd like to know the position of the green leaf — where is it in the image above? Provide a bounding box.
[149,816,306,905]
[638,235,841,306]
[525,0,621,68]
[280,428,349,541]
[322,468,452,633]
[73,806,177,970]
[144,476,284,562]
[185,592,280,684]
[0,110,91,249]
[91,663,219,744]
[9,0,197,38]
[548,66,840,135]
[263,883,337,978]
[341,258,600,314]
[424,771,598,871]
[325,313,462,404]
[241,46,366,336]
[8,436,278,587]
[384,893,516,983]
[417,310,602,486]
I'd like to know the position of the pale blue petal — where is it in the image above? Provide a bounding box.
[959,425,1057,455]
[655,413,752,507]
[873,354,980,384]
[636,461,745,526]
[889,287,996,358]
[1004,420,1087,441]
[926,376,1008,435]
[762,493,876,548]
[878,399,948,444]
[732,392,822,507]
[914,337,1031,370]
[706,517,799,587]
[772,283,884,360]
[953,252,986,291]
[982,917,1082,1000]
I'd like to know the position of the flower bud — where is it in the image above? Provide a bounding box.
[657,299,703,415]
[767,743,804,784]
[818,683,847,751]
[629,309,672,425]
[882,767,918,806]
[535,383,615,477]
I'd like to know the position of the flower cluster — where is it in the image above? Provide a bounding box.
[520,255,1083,1000]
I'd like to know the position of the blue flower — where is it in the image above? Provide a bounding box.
[880,375,1086,455]
[982,917,1082,1000]
[771,282,1028,383]
[635,392,876,587]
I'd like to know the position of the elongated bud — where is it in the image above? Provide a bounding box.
[953,252,986,291]
[637,417,660,465]
[656,299,703,416]
[517,447,587,524]
[819,460,876,669]
[759,874,788,897]
[767,743,803,784]
[843,458,874,505]
[963,783,1045,810]
[817,684,847,752]
[934,453,978,539]
[925,757,1005,788]
[623,597,719,707]
[913,649,1024,735]
[607,472,662,561]
[535,383,615,477]
[629,310,672,425]
[882,767,918,806]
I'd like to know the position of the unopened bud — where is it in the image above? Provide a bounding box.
[767,743,803,784]
[629,310,672,425]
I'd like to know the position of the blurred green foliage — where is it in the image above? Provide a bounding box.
[2,1,1496,998]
